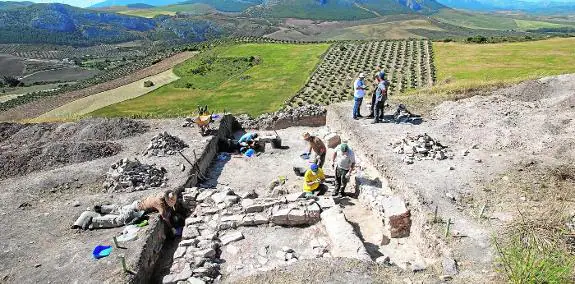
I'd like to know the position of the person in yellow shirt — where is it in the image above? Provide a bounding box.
[303,163,327,197]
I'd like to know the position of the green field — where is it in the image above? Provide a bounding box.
[433,37,575,91]
[433,9,518,30]
[514,19,571,30]
[90,43,330,118]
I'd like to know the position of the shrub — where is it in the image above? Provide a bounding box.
[144,80,154,87]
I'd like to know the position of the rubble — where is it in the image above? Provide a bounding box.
[391,134,450,164]
[143,132,188,157]
[235,105,326,130]
[102,158,167,192]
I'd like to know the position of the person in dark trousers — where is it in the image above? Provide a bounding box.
[353,73,367,119]
[331,143,356,197]
[373,75,390,123]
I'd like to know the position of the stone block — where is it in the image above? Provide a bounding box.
[183,226,200,240]
[224,195,240,206]
[317,197,335,209]
[194,248,216,258]
[442,257,458,276]
[245,204,264,213]
[239,213,269,226]
[221,214,245,223]
[179,239,199,247]
[196,191,215,202]
[324,133,341,149]
[219,231,244,246]
[240,190,258,199]
[173,246,187,259]
[320,207,371,261]
[185,217,203,226]
[271,207,320,226]
[381,196,411,238]
[187,277,206,284]
[389,211,411,238]
[286,192,304,202]
[241,199,255,208]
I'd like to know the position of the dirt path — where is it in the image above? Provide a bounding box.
[0,52,196,122]
[32,70,179,122]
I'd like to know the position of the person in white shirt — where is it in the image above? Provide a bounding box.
[353,73,367,120]
[331,143,356,197]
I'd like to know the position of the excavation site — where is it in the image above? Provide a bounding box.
[1,74,574,284]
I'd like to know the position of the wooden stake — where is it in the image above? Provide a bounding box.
[434,205,438,223]
[445,218,452,237]
[479,204,486,219]
[119,255,134,274]
[113,236,126,250]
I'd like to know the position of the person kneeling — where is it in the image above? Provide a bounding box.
[303,163,327,198]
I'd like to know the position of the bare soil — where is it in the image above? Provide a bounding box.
[0,118,210,283]
[327,73,575,282]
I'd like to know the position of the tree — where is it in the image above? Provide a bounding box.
[3,76,21,87]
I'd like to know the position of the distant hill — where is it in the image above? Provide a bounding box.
[244,0,445,20]
[92,0,186,8]
[0,3,228,45]
[126,3,155,9]
[0,1,33,9]
[436,0,575,14]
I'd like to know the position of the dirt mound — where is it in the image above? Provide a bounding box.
[493,74,575,109]
[0,142,121,179]
[0,118,149,179]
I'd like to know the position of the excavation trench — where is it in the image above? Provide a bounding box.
[149,112,431,283]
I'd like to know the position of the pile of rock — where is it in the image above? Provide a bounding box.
[103,158,167,192]
[391,134,450,164]
[144,132,188,157]
[235,105,327,130]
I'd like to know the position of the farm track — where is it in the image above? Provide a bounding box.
[0,51,196,122]
[33,70,180,122]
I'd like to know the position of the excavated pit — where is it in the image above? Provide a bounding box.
[158,119,435,283]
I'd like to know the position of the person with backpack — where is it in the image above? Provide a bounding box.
[373,75,390,123]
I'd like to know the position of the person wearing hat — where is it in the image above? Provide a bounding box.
[331,143,356,197]
[353,72,368,120]
[303,163,327,197]
[302,132,327,168]
[74,189,178,232]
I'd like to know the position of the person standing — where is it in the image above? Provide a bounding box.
[302,132,327,168]
[353,73,367,120]
[331,143,356,197]
[373,75,390,123]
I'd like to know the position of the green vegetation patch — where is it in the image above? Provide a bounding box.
[433,9,518,30]
[514,19,571,31]
[90,43,330,118]
[433,37,575,90]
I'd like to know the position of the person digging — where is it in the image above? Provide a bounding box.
[331,143,356,197]
[73,189,178,234]
[302,132,327,168]
[303,163,328,198]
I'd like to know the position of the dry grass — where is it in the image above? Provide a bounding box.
[487,162,575,283]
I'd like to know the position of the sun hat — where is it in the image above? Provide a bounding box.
[310,163,319,172]
[359,72,365,78]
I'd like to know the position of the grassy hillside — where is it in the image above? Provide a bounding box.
[90,43,330,117]
[433,37,575,91]
[514,19,574,31]
[116,3,216,18]
[433,9,518,30]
